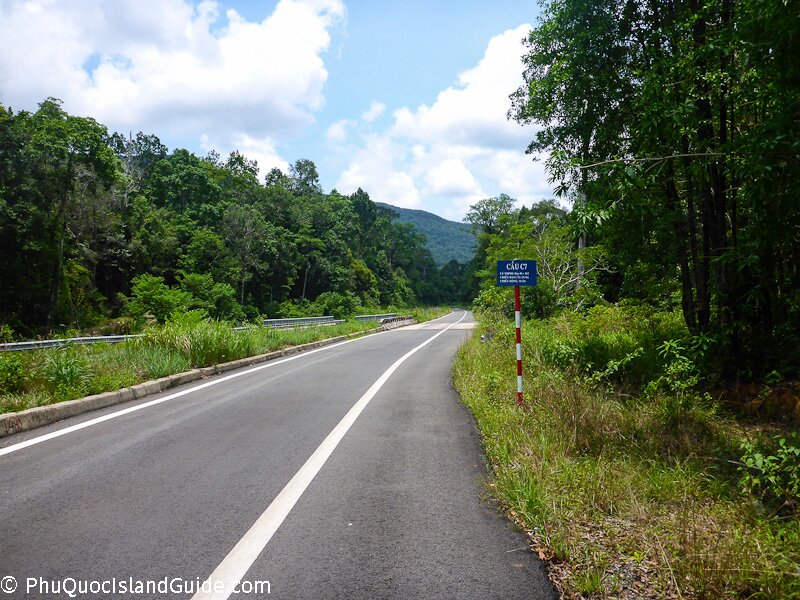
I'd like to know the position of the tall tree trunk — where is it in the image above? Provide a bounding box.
[47,154,73,327]
[301,261,310,300]
[664,161,697,333]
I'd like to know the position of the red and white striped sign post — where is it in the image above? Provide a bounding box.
[497,260,537,408]
[514,285,523,406]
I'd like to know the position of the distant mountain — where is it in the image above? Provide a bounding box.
[377,203,476,266]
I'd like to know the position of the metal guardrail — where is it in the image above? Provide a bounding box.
[353,313,397,322]
[0,316,342,351]
[262,316,335,328]
[0,334,145,352]
[0,314,415,352]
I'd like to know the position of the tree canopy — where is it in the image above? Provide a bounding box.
[0,99,468,335]
[507,0,800,377]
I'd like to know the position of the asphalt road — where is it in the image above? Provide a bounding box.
[0,310,557,600]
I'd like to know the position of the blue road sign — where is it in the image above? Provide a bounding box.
[497,260,537,287]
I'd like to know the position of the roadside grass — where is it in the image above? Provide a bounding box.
[0,308,451,416]
[454,309,799,599]
[406,306,452,323]
[0,317,379,415]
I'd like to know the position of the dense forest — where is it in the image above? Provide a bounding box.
[0,98,469,337]
[462,0,799,381]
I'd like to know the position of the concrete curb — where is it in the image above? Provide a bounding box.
[0,319,416,439]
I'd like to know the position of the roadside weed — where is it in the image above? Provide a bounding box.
[454,310,800,598]
[0,318,378,415]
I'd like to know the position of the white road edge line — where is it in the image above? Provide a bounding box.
[191,310,467,600]
[0,311,456,458]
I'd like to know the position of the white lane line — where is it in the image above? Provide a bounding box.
[0,315,459,459]
[191,311,467,600]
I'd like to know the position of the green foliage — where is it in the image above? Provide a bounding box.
[140,311,256,367]
[0,353,24,394]
[311,291,362,320]
[471,200,607,320]
[0,391,52,414]
[376,202,475,265]
[1,314,432,416]
[348,257,379,307]
[529,304,687,386]
[125,274,192,324]
[454,311,799,598]
[0,98,122,331]
[739,434,800,512]
[510,0,800,379]
[123,344,192,380]
[177,272,244,322]
[0,324,16,343]
[1,100,467,339]
[37,348,92,401]
[63,260,108,327]
[645,340,705,400]
[178,228,234,282]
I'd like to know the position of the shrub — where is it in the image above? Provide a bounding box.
[524,304,688,386]
[270,300,310,318]
[125,274,192,324]
[177,271,244,322]
[0,324,16,343]
[739,433,800,512]
[312,291,362,320]
[0,353,25,394]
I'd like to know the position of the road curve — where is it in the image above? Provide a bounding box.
[0,310,556,599]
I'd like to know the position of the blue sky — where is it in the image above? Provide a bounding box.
[0,0,548,220]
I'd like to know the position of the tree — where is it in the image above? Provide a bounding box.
[510,0,800,376]
[464,194,516,236]
[108,131,167,204]
[19,99,121,326]
[0,98,465,335]
[289,158,322,196]
[179,228,236,284]
[222,204,279,305]
[471,200,604,317]
[177,272,243,321]
[294,226,326,301]
[147,149,222,221]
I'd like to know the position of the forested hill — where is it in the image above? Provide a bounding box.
[0,99,471,336]
[376,203,475,266]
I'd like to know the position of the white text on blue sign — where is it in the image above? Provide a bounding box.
[496,260,538,287]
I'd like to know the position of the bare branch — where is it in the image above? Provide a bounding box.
[579,152,725,170]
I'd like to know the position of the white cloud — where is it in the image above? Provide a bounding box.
[201,132,290,175]
[391,24,532,150]
[326,119,351,144]
[360,101,385,122]
[336,134,421,209]
[333,24,549,221]
[0,0,344,167]
[425,158,482,197]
